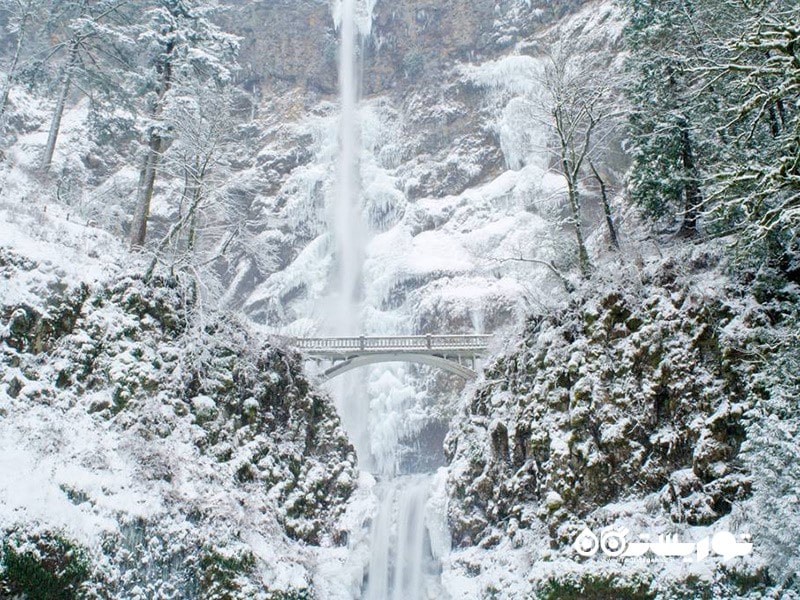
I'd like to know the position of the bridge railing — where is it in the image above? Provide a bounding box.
[291,334,491,352]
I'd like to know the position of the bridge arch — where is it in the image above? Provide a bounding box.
[291,334,490,383]
[321,353,478,381]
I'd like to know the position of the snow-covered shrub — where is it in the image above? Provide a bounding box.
[198,546,256,599]
[0,249,90,355]
[535,571,653,600]
[0,528,92,600]
[735,267,800,590]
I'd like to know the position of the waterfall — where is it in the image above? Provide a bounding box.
[333,0,364,336]
[364,475,439,600]
[328,2,450,598]
[328,0,375,495]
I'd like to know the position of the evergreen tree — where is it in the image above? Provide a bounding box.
[621,0,708,237]
[739,272,800,590]
[622,0,799,260]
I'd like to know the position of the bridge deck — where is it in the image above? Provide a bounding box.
[292,334,490,358]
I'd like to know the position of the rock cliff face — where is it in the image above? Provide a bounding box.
[224,0,589,96]
[447,246,751,545]
[223,0,339,95]
[0,247,356,598]
[439,243,787,598]
[215,0,605,337]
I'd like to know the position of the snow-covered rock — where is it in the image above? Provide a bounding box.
[0,247,356,598]
[442,243,798,598]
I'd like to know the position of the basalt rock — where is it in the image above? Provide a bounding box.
[446,246,754,548]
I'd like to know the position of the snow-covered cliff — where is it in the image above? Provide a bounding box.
[0,217,355,597]
[441,242,787,598]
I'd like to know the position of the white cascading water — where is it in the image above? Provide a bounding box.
[365,475,441,600]
[329,0,372,479]
[333,0,363,337]
[329,2,448,599]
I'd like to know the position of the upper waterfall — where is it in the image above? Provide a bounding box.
[330,0,377,335]
[331,0,378,38]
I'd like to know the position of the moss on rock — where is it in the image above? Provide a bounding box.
[0,530,91,600]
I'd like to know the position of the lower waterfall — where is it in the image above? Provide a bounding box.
[364,474,437,600]
[356,376,452,600]
[327,370,452,599]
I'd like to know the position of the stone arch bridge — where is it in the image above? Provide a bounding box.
[290,335,491,381]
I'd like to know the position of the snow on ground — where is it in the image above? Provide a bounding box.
[0,166,345,597]
[0,93,129,306]
[0,362,315,596]
[0,204,124,308]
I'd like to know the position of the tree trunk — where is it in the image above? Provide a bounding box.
[129,39,175,249]
[565,172,591,278]
[776,98,787,129]
[678,121,702,237]
[41,41,79,172]
[768,105,781,137]
[186,175,201,252]
[143,174,204,282]
[0,9,31,121]
[590,161,620,251]
[186,210,198,251]
[129,133,162,248]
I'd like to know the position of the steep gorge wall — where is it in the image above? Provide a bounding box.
[441,244,790,598]
[223,0,591,97]
[0,248,356,598]
[447,247,752,548]
[217,0,608,335]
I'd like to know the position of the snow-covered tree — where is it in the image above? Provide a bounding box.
[143,81,248,297]
[539,41,622,276]
[0,0,45,122]
[698,0,800,258]
[621,0,709,237]
[736,270,800,589]
[128,0,238,250]
[622,0,798,260]
[37,0,137,172]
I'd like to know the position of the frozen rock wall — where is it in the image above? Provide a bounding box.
[0,246,356,598]
[441,243,783,598]
[219,0,612,337]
